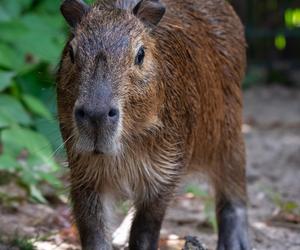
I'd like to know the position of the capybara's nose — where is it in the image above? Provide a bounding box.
[74,104,119,128]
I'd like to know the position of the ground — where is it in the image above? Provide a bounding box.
[0,85,300,250]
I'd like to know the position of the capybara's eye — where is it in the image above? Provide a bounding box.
[135,46,145,66]
[68,44,75,63]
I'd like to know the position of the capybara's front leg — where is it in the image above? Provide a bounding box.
[71,186,112,250]
[129,197,169,250]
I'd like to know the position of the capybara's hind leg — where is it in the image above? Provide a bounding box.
[216,198,251,250]
[211,145,251,250]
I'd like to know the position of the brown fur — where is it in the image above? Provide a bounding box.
[57,0,248,249]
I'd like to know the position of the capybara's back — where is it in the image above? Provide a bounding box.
[57,0,250,249]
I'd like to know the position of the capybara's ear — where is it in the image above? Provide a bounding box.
[133,0,165,26]
[60,0,90,28]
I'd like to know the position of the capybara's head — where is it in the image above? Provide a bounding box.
[60,0,165,155]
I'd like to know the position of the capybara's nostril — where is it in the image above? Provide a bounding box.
[108,108,119,123]
[108,108,118,117]
[75,106,86,122]
[75,105,119,126]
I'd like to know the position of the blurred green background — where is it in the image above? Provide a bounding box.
[0,0,299,202]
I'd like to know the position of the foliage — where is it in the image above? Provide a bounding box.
[185,184,217,232]
[271,191,300,215]
[117,200,132,215]
[228,0,300,86]
[11,237,37,250]
[0,234,36,250]
[0,0,66,202]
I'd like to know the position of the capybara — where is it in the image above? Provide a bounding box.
[57,0,251,249]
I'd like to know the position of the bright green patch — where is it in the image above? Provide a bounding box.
[0,0,66,202]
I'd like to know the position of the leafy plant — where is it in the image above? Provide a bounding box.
[185,184,217,232]
[11,237,37,250]
[0,234,36,250]
[0,0,66,202]
[270,191,300,215]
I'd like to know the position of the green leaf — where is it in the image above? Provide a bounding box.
[0,20,28,42]
[0,0,22,21]
[2,126,59,176]
[22,94,52,119]
[0,154,19,170]
[282,201,299,213]
[17,67,52,96]
[0,108,16,128]
[204,199,217,232]
[0,16,63,64]
[0,71,15,91]
[15,31,62,63]
[185,184,208,197]
[36,0,62,14]
[85,0,95,4]
[7,14,65,63]
[0,0,32,21]
[29,184,47,203]
[2,126,53,159]
[0,7,11,22]
[0,43,25,70]
[39,172,62,188]
[0,94,32,126]
[19,162,40,185]
[21,14,64,37]
[35,118,63,152]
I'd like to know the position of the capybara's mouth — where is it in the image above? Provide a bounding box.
[92,148,104,155]
[75,132,121,156]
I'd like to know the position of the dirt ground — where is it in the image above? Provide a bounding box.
[0,85,300,250]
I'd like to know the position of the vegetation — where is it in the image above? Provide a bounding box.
[10,237,37,250]
[270,191,300,215]
[0,0,66,202]
[0,235,36,250]
[185,184,217,232]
